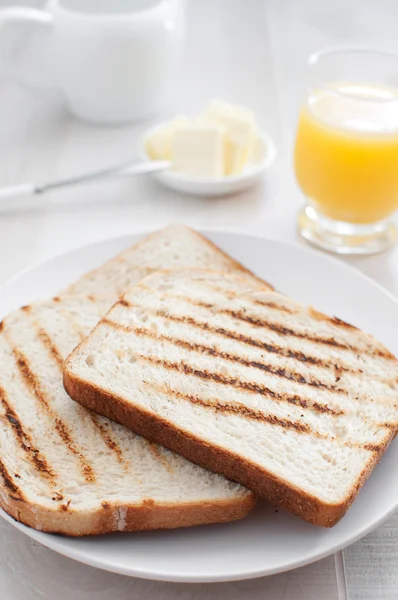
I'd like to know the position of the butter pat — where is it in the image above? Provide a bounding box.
[198,99,257,175]
[145,116,191,160]
[172,126,225,178]
[144,99,263,179]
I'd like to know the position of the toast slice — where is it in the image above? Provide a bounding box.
[0,294,254,536]
[63,224,269,299]
[64,270,398,528]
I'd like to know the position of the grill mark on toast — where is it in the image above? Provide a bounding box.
[330,316,357,330]
[120,298,367,376]
[73,308,168,476]
[147,441,174,473]
[139,325,346,397]
[0,458,23,498]
[32,311,130,470]
[220,306,393,360]
[129,310,365,379]
[220,308,351,350]
[363,443,383,452]
[107,318,348,404]
[199,283,369,337]
[308,307,359,331]
[163,281,367,341]
[143,382,387,450]
[160,293,393,361]
[11,346,95,483]
[128,323,397,416]
[36,328,64,367]
[91,416,129,468]
[135,352,341,417]
[138,354,395,438]
[164,313,395,381]
[0,386,55,480]
[381,421,398,429]
[145,382,312,434]
[60,499,72,512]
[197,282,297,314]
[253,299,294,313]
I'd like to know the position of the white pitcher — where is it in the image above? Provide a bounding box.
[0,0,185,124]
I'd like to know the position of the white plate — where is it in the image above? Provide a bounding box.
[0,230,397,583]
[140,125,276,197]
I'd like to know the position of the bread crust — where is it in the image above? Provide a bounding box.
[0,476,254,536]
[63,225,272,296]
[64,371,392,528]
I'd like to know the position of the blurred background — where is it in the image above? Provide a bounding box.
[0,0,397,288]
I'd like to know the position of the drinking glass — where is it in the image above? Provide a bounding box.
[295,48,398,254]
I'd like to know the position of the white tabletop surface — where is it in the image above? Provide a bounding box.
[0,0,397,598]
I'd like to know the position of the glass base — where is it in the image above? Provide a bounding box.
[298,205,398,255]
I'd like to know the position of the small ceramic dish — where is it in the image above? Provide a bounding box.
[140,123,276,197]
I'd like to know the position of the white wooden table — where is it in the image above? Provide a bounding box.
[0,0,397,598]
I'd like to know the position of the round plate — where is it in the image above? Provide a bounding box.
[0,230,397,582]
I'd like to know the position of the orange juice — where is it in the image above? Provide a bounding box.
[294,84,398,224]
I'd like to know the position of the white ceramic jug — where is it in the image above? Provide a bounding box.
[0,0,185,124]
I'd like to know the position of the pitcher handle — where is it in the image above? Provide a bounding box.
[0,7,55,94]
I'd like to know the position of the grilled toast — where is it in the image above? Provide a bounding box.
[0,294,254,535]
[63,224,270,299]
[64,270,398,527]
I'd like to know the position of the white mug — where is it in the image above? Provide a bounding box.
[0,0,185,124]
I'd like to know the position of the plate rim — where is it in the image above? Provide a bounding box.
[0,227,397,582]
[2,224,397,306]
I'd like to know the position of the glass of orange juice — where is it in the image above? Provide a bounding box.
[295,48,398,254]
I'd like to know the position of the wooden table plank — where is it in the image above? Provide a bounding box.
[344,513,398,600]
